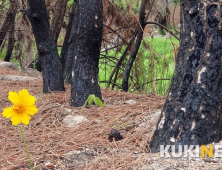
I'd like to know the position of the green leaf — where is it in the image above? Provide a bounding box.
[82,94,104,110]
[94,97,104,107]
[87,95,94,105]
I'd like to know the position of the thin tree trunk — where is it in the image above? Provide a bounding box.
[50,0,69,43]
[121,0,148,92]
[0,0,18,47]
[20,14,36,68]
[60,1,76,74]
[4,4,16,62]
[70,0,103,107]
[4,22,15,62]
[64,1,79,84]
[150,0,222,152]
[106,29,138,88]
[26,0,65,93]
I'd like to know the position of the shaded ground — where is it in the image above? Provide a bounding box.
[1,66,222,170]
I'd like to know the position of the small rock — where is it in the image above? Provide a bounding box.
[1,75,38,81]
[64,150,96,168]
[0,62,18,71]
[124,99,136,104]
[64,108,72,114]
[108,129,123,141]
[62,115,88,127]
[21,68,42,78]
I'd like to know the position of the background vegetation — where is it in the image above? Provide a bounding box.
[0,0,180,96]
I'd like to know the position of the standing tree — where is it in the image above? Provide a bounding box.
[68,0,103,107]
[0,0,18,47]
[4,8,16,62]
[25,0,65,93]
[50,0,69,44]
[60,2,76,73]
[121,0,148,92]
[150,0,222,152]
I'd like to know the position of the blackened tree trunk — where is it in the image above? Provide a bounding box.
[64,2,78,84]
[0,0,18,47]
[60,1,76,74]
[121,0,147,92]
[4,21,15,62]
[50,0,69,44]
[150,0,222,152]
[26,0,65,93]
[4,4,16,62]
[106,29,138,88]
[69,0,103,107]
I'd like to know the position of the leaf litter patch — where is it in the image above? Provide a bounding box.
[1,67,222,169]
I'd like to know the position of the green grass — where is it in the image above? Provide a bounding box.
[99,36,179,95]
[0,34,179,96]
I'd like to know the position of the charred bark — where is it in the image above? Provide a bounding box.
[4,6,16,62]
[4,23,15,62]
[64,2,78,84]
[106,29,138,89]
[69,0,103,107]
[150,0,222,152]
[26,0,65,93]
[60,2,76,74]
[0,0,18,47]
[50,0,69,43]
[121,0,148,92]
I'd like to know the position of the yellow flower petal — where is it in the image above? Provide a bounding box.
[3,89,38,126]
[2,107,15,118]
[20,113,31,125]
[19,89,36,106]
[18,89,28,102]
[25,105,38,115]
[11,113,21,126]
[24,96,36,106]
[8,91,19,105]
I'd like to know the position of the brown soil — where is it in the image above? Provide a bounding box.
[1,67,222,170]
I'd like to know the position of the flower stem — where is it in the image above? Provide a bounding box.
[19,124,34,170]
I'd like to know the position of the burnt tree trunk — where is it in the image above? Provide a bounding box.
[60,1,76,74]
[64,2,79,84]
[26,0,65,93]
[150,0,222,152]
[50,0,69,43]
[4,21,15,62]
[121,0,148,92]
[0,0,18,47]
[69,0,103,107]
[4,5,16,62]
[106,29,138,89]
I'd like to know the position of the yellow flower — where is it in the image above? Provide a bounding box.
[2,89,38,126]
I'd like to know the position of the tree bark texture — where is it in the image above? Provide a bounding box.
[121,0,148,92]
[60,2,76,74]
[50,0,69,43]
[106,29,138,89]
[64,2,78,83]
[150,0,222,152]
[0,0,18,47]
[26,0,65,93]
[19,12,36,68]
[69,0,103,107]
[4,21,15,62]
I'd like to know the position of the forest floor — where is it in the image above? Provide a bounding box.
[1,66,222,170]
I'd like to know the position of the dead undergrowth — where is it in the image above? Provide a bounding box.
[1,67,222,170]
